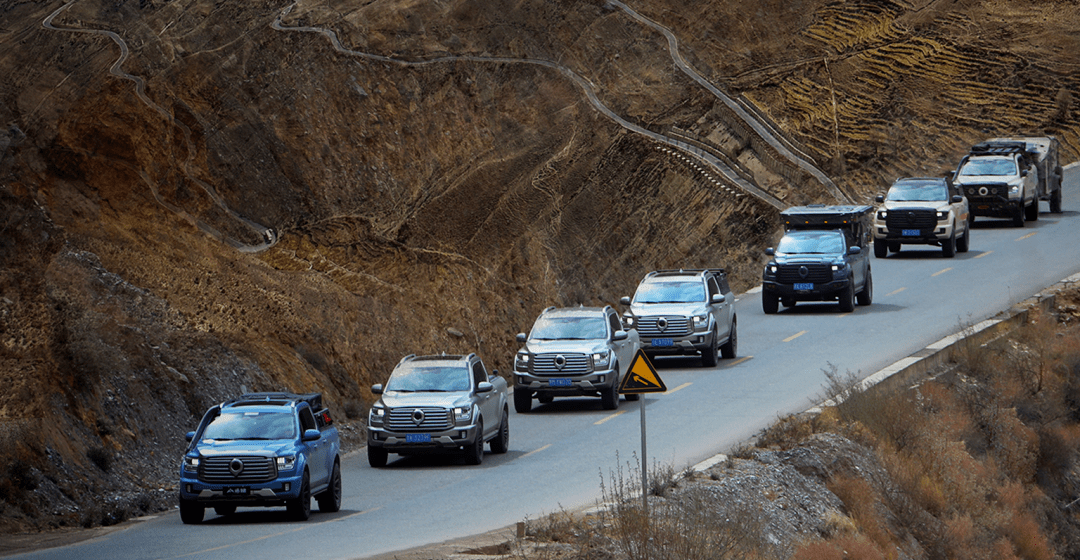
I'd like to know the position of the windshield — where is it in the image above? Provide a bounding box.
[530,315,607,340]
[887,181,947,202]
[385,365,471,392]
[777,231,846,254]
[634,280,706,304]
[958,158,1017,177]
[201,411,296,440]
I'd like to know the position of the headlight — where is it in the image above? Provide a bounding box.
[767,265,777,275]
[454,406,473,423]
[936,210,948,220]
[692,315,708,331]
[877,211,887,220]
[515,352,530,372]
[369,406,385,425]
[276,455,296,470]
[183,456,200,471]
[1009,185,1020,194]
[593,351,611,369]
[623,316,635,327]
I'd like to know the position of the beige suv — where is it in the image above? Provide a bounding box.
[873,177,970,258]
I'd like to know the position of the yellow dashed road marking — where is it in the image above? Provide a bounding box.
[727,356,753,367]
[783,331,807,342]
[886,287,906,296]
[594,411,627,425]
[1017,232,1037,241]
[932,267,952,277]
[521,444,552,458]
[974,251,993,259]
[665,382,692,395]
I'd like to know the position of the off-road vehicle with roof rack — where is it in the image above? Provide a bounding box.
[873,176,971,258]
[513,305,641,412]
[178,392,341,524]
[953,137,1063,226]
[619,269,737,367]
[762,205,873,314]
[367,353,508,467]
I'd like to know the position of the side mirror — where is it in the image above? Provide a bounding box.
[619,296,631,306]
[711,293,726,304]
[302,429,321,442]
[875,194,884,203]
[765,247,775,256]
[185,431,196,442]
[371,383,383,395]
[613,330,629,341]
[477,381,494,393]
[848,246,862,255]
[516,332,527,344]
[1021,169,1029,177]
[951,195,963,203]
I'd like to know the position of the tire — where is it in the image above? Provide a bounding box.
[464,419,484,465]
[214,505,236,517]
[1025,199,1039,221]
[601,382,620,410]
[781,297,796,308]
[179,498,204,525]
[316,459,342,513]
[762,291,779,314]
[957,225,970,253]
[874,241,887,258]
[1013,204,1026,227]
[700,329,718,367]
[856,268,873,306]
[286,470,311,521]
[625,393,641,401]
[838,282,855,313]
[367,445,388,468]
[490,409,509,454]
[888,242,901,253]
[942,229,956,258]
[1051,188,1062,213]
[720,318,737,359]
[513,388,532,413]
[537,394,554,404]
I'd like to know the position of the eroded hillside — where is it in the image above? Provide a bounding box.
[0,0,1077,533]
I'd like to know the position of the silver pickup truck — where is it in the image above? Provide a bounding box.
[513,305,640,412]
[367,353,509,467]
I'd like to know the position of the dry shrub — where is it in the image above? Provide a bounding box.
[792,534,886,560]
[943,514,976,558]
[757,412,815,449]
[826,476,893,553]
[982,407,1038,482]
[1002,511,1054,560]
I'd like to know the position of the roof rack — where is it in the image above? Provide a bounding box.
[647,268,726,278]
[969,141,1029,156]
[227,392,324,411]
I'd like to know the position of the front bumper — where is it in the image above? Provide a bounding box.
[763,278,851,301]
[639,332,712,356]
[367,422,480,453]
[874,224,954,245]
[967,196,1022,217]
[178,470,304,506]
[514,367,617,396]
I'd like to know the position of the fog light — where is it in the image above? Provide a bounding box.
[186,484,192,493]
[598,375,605,384]
[284,483,290,492]
[459,431,466,439]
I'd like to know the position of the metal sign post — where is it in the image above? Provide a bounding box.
[617,349,667,518]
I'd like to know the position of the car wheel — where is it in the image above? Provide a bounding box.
[601,381,620,410]
[701,329,718,367]
[1013,204,1026,227]
[781,297,796,308]
[1025,199,1039,221]
[942,229,956,258]
[367,445,388,468]
[537,394,554,404]
[888,242,901,253]
[957,225,970,253]
[286,470,311,521]
[179,498,204,525]
[214,505,236,517]
[625,393,641,401]
[856,268,873,306]
[316,459,342,513]
[513,388,532,413]
[1050,188,1063,213]
[874,241,887,258]
[838,283,856,313]
[762,291,779,314]
[490,409,509,454]
[720,318,737,359]
[464,419,484,465]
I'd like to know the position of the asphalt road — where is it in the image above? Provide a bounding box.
[11,168,1080,560]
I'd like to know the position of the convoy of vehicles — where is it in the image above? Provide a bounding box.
[513,305,640,412]
[762,205,874,313]
[178,392,342,524]
[366,353,509,467]
[953,137,1063,226]
[873,177,971,258]
[619,269,737,366]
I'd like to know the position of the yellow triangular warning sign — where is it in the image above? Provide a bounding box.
[618,350,667,394]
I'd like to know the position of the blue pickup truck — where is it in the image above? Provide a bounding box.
[178,392,341,524]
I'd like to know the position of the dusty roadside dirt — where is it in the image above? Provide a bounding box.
[1,0,1078,545]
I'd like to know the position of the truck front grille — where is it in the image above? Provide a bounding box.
[387,407,452,431]
[775,264,833,284]
[636,316,691,337]
[885,209,936,230]
[532,353,590,376]
[199,456,277,483]
[963,183,1008,201]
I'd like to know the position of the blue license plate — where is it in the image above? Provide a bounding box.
[652,338,673,347]
[405,433,431,443]
[902,229,920,236]
[794,282,813,290]
[549,378,572,387]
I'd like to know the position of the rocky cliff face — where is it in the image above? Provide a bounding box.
[0,0,1077,533]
